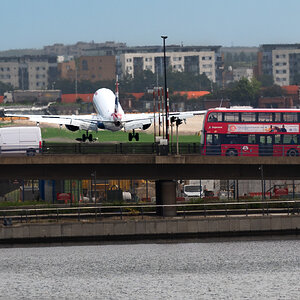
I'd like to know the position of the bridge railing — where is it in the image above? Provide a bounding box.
[41,142,202,155]
[1,200,299,224]
[40,142,300,156]
[0,142,297,156]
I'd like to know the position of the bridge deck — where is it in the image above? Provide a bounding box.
[0,154,300,180]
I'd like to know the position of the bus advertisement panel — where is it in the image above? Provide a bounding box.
[228,124,299,133]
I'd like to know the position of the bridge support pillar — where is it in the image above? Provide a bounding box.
[40,180,64,204]
[155,180,176,217]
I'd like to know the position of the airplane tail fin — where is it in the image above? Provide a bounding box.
[115,75,119,114]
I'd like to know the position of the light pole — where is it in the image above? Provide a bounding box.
[161,35,168,143]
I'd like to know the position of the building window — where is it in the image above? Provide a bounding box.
[276,54,286,59]
[82,60,88,70]
[173,57,182,61]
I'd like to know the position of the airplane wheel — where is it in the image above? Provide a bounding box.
[88,134,93,142]
[82,134,87,142]
[129,133,133,141]
[135,133,139,141]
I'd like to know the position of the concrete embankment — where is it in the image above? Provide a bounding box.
[0,215,300,245]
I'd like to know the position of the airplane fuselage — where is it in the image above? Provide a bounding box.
[93,88,124,131]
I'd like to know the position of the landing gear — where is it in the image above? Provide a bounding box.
[80,131,95,142]
[128,130,139,141]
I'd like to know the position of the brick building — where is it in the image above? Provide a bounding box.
[58,56,116,82]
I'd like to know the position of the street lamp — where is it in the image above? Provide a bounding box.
[161,35,168,143]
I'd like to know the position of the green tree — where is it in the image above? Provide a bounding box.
[0,81,14,95]
[257,74,274,87]
[261,85,284,97]
[229,78,261,106]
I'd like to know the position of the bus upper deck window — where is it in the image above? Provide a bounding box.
[241,112,256,122]
[283,113,297,122]
[274,112,281,122]
[224,112,239,122]
[258,112,272,122]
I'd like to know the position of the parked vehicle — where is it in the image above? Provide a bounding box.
[183,180,218,198]
[0,127,42,155]
[3,90,61,104]
[183,184,204,198]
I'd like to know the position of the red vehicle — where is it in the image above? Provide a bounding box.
[201,108,300,156]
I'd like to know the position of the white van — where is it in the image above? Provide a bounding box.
[0,127,42,155]
[183,185,204,198]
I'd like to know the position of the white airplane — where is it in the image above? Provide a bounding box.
[6,79,206,142]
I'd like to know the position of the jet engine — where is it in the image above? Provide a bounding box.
[65,125,80,131]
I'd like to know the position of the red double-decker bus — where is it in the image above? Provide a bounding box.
[201,108,300,156]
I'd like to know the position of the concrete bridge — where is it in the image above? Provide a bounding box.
[2,154,300,216]
[0,154,299,180]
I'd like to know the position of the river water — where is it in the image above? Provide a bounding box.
[0,239,299,299]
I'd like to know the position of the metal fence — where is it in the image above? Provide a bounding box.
[0,142,298,156]
[40,142,300,156]
[41,142,201,155]
[1,200,300,224]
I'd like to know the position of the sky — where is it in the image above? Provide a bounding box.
[1,0,300,51]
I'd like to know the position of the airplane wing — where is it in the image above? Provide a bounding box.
[122,110,207,131]
[5,109,207,132]
[4,113,101,131]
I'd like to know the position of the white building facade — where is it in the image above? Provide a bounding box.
[0,59,19,87]
[120,46,222,83]
[0,56,57,90]
[233,67,253,81]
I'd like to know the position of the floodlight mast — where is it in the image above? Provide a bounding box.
[161,35,169,145]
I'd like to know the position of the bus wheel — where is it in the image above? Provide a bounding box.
[226,149,238,156]
[287,149,298,157]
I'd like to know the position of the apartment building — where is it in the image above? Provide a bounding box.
[0,57,19,87]
[258,44,300,86]
[43,41,126,57]
[0,56,57,89]
[58,60,76,81]
[119,45,223,84]
[58,56,116,82]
